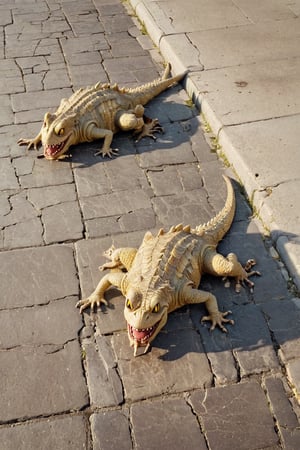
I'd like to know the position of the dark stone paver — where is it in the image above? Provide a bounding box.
[0,341,88,422]
[91,410,132,450]
[190,381,280,450]
[0,245,78,308]
[131,397,207,450]
[0,415,89,450]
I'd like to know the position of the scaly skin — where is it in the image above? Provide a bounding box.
[18,64,186,160]
[76,176,260,356]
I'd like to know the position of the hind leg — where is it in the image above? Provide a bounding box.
[203,249,260,293]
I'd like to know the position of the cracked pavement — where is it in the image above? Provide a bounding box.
[0,0,300,449]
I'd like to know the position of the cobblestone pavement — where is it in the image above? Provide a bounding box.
[0,1,300,449]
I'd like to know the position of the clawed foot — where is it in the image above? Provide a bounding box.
[18,137,41,151]
[235,259,261,293]
[95,147,119,158]
[223,258,261,293]
[201,310,234,333]
[134,117,164,142]
[76,294,108,314]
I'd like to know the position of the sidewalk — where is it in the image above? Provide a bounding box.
[0,0,300,449]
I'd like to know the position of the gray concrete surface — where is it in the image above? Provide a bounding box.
[0,0,300,449]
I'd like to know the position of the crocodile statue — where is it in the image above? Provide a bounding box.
[18,63,186,160]
[77,176,259,356]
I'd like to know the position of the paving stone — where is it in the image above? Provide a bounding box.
[264,377,299,430]
[0,297,82,348]
[138,125,196,168]
[112,329,212,402]
[0,340,89,422]
[60,34,109,59]
[152,189,214,229]
[95,290,127,335]
[11,87,72,113]
[131,397,207,450]
[69,63,108,89]
[2,217,44,249]
[85,215,122,238]
[91,410,132,450]
[73,160,111,198]
[80,188,152,221]
[104,154,150,193]
[27,183,77,210]
[0,94,13,126]
[0,157,19,190]
[0,59,24,94]
[261,299,300,361]
[119,207,156,233]
[190,381,279,450]
[229,304,279,377]
[0,191,38,228]
[43,67,71,89]
[42,200,83,244]
[19,158,73,188]
[147,166,184,195]
[0,415,89,450]
[23,72,44,92]
[82,335,123,408]
[0,245,78,308]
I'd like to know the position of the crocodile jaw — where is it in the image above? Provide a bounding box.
[43,134,73,160]
[126,310,168,356]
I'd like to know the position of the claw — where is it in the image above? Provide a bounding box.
[201,310,234,333]
[76,295,108,314]
[95,147,119,158]
[134,117,164,143]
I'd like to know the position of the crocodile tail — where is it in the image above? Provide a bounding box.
[126,63,188,105]
[194,175,236,245]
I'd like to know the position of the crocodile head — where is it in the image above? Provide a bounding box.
[124,286,169,356]
[41,112,77,160]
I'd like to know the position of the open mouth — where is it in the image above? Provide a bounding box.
[44,138,68,159]
[127,321,159,345]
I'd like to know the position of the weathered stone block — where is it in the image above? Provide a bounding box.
[0,297,82,348]
[83,335,123,407]
[0,341,88,422]
[0,415,89,450]
[131,397,207,450]
[190,381,279,450]
[80,189,152,220]
[91,410,132,450]
[42,201,83,244]
[0,245,78,308]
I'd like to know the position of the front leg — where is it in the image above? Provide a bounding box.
[86,124,118,158]
[181,284,234,332]
[76,272,124,313]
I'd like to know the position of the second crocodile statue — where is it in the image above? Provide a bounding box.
[77,176,259,356]
[18,64,186,160]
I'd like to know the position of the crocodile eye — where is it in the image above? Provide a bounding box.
[126,298,133,310]
[152,303,160,313]
[57,128,65,136]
